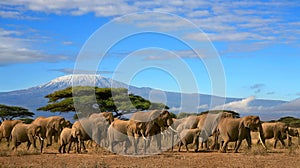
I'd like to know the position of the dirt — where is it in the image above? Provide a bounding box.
[0,147,299,168]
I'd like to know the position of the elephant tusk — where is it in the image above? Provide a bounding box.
[169,126,178,133]
[35,136,44,141]
[142,135,149,141]
[258,133,267,150]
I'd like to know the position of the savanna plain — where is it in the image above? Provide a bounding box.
[0,135,299,168]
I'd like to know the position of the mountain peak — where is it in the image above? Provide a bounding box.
[38,74,128,90]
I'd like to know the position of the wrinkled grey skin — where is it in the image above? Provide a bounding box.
[11,123,43,152]
[0,120,23,147]
[217,116,266,153]
[178,128,201,152]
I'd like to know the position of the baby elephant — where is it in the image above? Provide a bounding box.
[11,123,43,152]
[178,128,201,152]
[59,127,77,153]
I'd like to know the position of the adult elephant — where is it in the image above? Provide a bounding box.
[71,117,109,153]
[31,116,66,147]
[130,110,175,153]
[0,120,24,147]
[258,122,289,148]
[196,112,234,150]
[218,115,266,153]
[108,118,142,154]
[88,112,114,146]
[11,123,44,152]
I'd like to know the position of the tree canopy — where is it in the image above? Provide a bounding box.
[0,104,34,122]
[269,116,300,128]
[37,86,169,118]
[199,110,240,118]
[176,110,240,119]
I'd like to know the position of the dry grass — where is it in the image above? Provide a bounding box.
[1,134,300,168]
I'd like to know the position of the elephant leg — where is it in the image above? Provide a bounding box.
[246,137,252,149]
[39,139,44,153]
[279,137,286,147]
[67,141,73,153]
[234,140,243,153]
[178,142,182,152]
[58,145,63,153]
[124,140,130,154]
[6,137,10,147]
[81,141,87,152]
[185,143,189,152]
[109,141,115,153]
[288,136,292,146]
[61,144,66,153]
[156,134,162,151]
[54,132,59,143]
[171,131,174,151]
[77,140,81,153]
[274,138,278,148]
[220,140,229,153]
[194,139,199,152]
[26,141,31,150]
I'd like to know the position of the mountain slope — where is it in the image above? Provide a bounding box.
[0,74,288,120]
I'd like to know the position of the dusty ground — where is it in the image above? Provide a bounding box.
[1,135,299,168]
[0,145,299,168]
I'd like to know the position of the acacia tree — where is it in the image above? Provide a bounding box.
[0,104,34,122]
[37,86,169,119]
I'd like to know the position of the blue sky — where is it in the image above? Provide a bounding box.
[0,0,300,102]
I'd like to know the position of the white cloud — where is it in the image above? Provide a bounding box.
[0,28,68,65]
[213,96,256,112]
[1,0,299,50]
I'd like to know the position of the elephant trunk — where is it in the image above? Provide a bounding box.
[169,126,178,133]
[258,124,267,149]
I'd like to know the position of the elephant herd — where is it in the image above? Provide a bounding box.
[0,110,299,155]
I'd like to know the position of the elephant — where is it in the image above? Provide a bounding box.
[196,112,234,150]
[173,112,234,150]
[58,127,77,153]
[178,128,201,152]
[130,110,175,153]
[257,122,289,148]
[71,116,109,153]
[11,123,44,152]
[89,112,114,124]
[287,127,299,146]
[88,112,114,146]
[217,115,266,153]
[0,120,24,147]
[31,116,66,147]
[107,118,142,154]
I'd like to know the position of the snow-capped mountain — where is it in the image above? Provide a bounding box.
[0,74,291,121]
[38,74,128,90]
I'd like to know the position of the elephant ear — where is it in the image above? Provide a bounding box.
[149,110,160,121]
[59,118,65,125]
[28,124,37,136]
[47,120,56,130]
[240,117,252,129]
